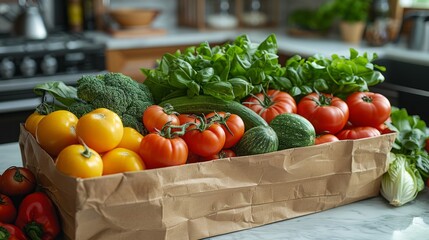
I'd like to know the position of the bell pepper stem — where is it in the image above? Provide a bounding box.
[24,222,43,240]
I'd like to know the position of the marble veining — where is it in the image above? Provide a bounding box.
[206,190,429,240]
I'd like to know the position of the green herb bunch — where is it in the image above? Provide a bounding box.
[141,34,287,104]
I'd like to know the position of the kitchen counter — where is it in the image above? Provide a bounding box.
[88,27,429,66]
[1,141,428,240]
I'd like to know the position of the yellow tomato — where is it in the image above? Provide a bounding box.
[102,148,145,175]
[56,144,103,178]
[76,108,124,153]
[116,127,144,153]
[24,112,45,137]
[36,110,79,157]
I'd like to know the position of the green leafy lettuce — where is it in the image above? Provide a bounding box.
[282,48,386,99]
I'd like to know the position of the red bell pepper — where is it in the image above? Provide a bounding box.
[15,192,60,240]
[0,222,27,240]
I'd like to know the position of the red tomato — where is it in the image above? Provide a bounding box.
[143,104,180,132]
[0,166,36,197]
[315,134,339,145]
[0,193,16,223]
[376,122,394,134]
[182,123,226,157]
[297,92,349,135]
[202,149,236,161]
[336,126,381,140]
[242,89,297,124]
[139,133,188,169]
[206,112,245,148]
[346,91,391,127]
[177,113,201,131]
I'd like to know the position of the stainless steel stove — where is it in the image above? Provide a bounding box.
[0,32,106,143]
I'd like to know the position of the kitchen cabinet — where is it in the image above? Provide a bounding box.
[106,45,190,82]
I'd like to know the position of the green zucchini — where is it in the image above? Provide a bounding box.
[234,125,279,156]
[159,95,268,130]
[269,113,316,150]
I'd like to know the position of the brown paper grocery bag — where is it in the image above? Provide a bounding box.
[19,125,396,240]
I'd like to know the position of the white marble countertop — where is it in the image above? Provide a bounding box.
[1,142,428,240]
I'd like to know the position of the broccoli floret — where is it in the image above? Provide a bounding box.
[121,113,146,134]
[68,101,95,118]
[73,72,154,133]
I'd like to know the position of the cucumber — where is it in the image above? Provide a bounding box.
[269,113,316,150]
[159,95,268,130]
[234,125,279,156]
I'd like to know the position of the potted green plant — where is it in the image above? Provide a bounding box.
[335,0,371,44]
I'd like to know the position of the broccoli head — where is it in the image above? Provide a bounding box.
[70,72,154,133]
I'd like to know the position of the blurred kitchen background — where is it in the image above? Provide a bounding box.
[0,0,428,144]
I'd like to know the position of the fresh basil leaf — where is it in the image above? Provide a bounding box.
[202,81,235,101]
[247,68,266,85]
[229,77,254,100]
[196,41,212,57]
[186,81,201,97]
[257,33,278,54]
[289,86,302,97]
[196,67,215,83]
[270,76,292,90]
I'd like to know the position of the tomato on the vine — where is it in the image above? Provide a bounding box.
[336,126,381,140]
[315,134,339,145]
[0,193,16,223]
[206,112,245,149]
[297,92,349,135]
[177,113,200,131]
[76,108,124,153]
[182,122,226,157]
[139,132,188,169]
[346,91,391,127]
[36,110,79,157]
[55,144,103,178]
[143,104,180,133]
[0,166,36,197]
[243,89,297,124]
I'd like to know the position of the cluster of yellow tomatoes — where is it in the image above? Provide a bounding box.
[24,108,145,178]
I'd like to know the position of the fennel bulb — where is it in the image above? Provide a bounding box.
[380,153,424,207]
